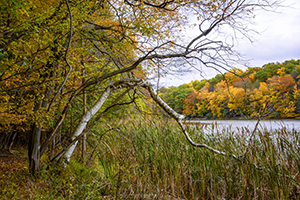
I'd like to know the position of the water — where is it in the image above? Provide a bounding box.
[185,119,300,132]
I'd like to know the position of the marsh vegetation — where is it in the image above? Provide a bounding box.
[2,118,299,199]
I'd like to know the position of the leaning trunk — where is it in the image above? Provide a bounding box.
[55,80,142,166]
[61,84,113,164]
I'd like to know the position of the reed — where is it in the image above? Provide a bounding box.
[86,118,300,199]
[3,118,299,199]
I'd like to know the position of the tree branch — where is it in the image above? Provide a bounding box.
[48,0,73,110]
[142,81,238,159]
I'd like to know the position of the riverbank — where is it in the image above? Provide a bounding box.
[1,119,299,199]
[184,119,300,132]
[187,116,300,120]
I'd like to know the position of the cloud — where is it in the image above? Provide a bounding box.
[160,0,300,87]
[239,32,300,66]
[236,0,300,67]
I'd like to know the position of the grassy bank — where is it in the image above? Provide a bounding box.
[1,118,300,199]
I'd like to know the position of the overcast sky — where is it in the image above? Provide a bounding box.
[159,0,300,87]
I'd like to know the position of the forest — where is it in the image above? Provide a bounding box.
[1,0,300,199]
[160,59,300,119]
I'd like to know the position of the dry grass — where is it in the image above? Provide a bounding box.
[89,118,300,199]
[1,118,299,199]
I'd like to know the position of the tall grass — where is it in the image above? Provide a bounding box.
[84,118,300,199]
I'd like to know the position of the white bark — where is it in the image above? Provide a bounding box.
[64,85,113,163]
[142,82,238,159]
[63,79,143,164]
[62,79,238,166]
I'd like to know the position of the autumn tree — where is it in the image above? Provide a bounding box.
[183,91,199,117]
[266,74,297,118]
[1,0,281,175]
[254,62,281,82]
[182,60,300,119]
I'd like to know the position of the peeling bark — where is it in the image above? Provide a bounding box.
[61,79,143,164]
[63,84,114,163]
[59,79,239,167]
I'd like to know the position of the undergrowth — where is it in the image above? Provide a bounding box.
[1,118,299,199]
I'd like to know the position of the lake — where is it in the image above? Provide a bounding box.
[185,119,300,132]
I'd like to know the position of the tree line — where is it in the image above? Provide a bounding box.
[0,0,281,175]
[159,59,300,119]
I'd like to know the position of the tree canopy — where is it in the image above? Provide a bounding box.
[0,0,282,175]
[160,59,300,119]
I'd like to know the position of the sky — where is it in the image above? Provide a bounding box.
[159,0,300,87]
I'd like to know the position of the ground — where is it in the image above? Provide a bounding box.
[0,152,30,199]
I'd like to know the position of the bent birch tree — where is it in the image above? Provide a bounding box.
[0,0,280,174]
[59,78,240,165]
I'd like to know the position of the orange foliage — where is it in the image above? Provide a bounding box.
[267,75,295,94]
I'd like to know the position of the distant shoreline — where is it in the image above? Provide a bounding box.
[185,117,300,121]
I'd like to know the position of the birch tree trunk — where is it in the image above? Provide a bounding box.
[142,82,238,159]
[63,85,113,164]
[59,79,237,167]
[61,79,143,164]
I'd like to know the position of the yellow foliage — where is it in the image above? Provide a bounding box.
[277,67,285,76]
[293,89,299,100]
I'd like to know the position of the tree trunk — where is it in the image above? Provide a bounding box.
[28,123,41,175]
[28,89,51,175]
[0,131,17,153]
[63,84,113,164]
[58,79,141,166]
[28,100,42,175]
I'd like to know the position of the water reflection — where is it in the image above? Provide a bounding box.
[185,120,300,133]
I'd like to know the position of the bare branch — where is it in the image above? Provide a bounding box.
[48,0,73,110]
[142,81,238,158]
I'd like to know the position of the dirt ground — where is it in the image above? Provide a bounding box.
[0,152,29,197]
